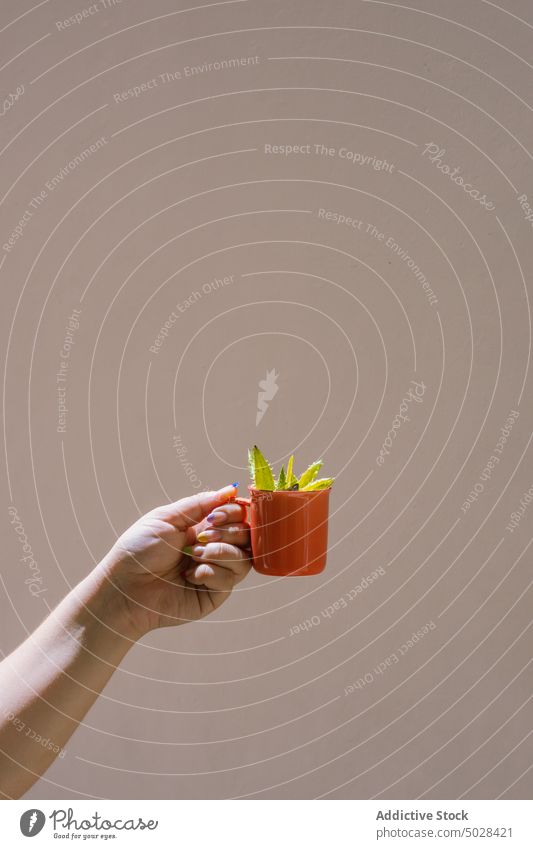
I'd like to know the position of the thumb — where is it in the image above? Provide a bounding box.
[154,484,239,529]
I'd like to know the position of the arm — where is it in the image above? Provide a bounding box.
[0,565,136,798]
[0,485,250,798]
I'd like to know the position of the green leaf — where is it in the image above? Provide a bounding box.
[248,447,333,492]
[248,446,255,482]
[285,454,299,488]
[249,445,275,490]
[286,454,294,481]
[300,477,334,491]
[298,460,323,490]
[276,465,287,490]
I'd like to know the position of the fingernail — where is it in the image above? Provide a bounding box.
[192,544,205,557]
[206,510,225,526]
[182,545,194,556]
[197,529,222,543]
[231,482,239,488]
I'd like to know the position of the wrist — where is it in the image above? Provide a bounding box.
[81,561,146,648]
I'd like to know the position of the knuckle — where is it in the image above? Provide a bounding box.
[205,542,226,559]
[223,524,246,535]
[197,563,215,579]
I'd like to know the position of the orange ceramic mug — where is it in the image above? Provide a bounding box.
[232,486,331,576]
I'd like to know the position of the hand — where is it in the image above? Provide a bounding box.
[98,485,252,639]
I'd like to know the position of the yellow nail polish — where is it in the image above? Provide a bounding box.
[196,531,210,544]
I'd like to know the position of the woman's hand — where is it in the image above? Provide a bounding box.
[98,485,252,639]
[0,485,251,798]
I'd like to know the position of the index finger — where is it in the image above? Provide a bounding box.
[153,485,239,529]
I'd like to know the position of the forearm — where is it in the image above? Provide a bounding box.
[0,563,137,798]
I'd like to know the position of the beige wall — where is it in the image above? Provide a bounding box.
[1,0,532,799]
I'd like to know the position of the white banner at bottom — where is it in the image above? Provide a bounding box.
[1,799,530,848]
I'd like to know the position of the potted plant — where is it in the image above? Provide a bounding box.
[232,446,335,576]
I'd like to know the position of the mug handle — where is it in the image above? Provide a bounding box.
[229,495,250,520]
[229,496,253,557]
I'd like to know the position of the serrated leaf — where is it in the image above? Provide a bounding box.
[276,465,286,490]
[249,445,275,490]
[285,454,299,488]
[286,454,294,481]
[298,460,323,490]
[248,447,256,482]
[300,477,334,491]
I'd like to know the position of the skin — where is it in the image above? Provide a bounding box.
[0,485,251,798]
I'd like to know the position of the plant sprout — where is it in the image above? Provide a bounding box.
[248,445,334,491]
